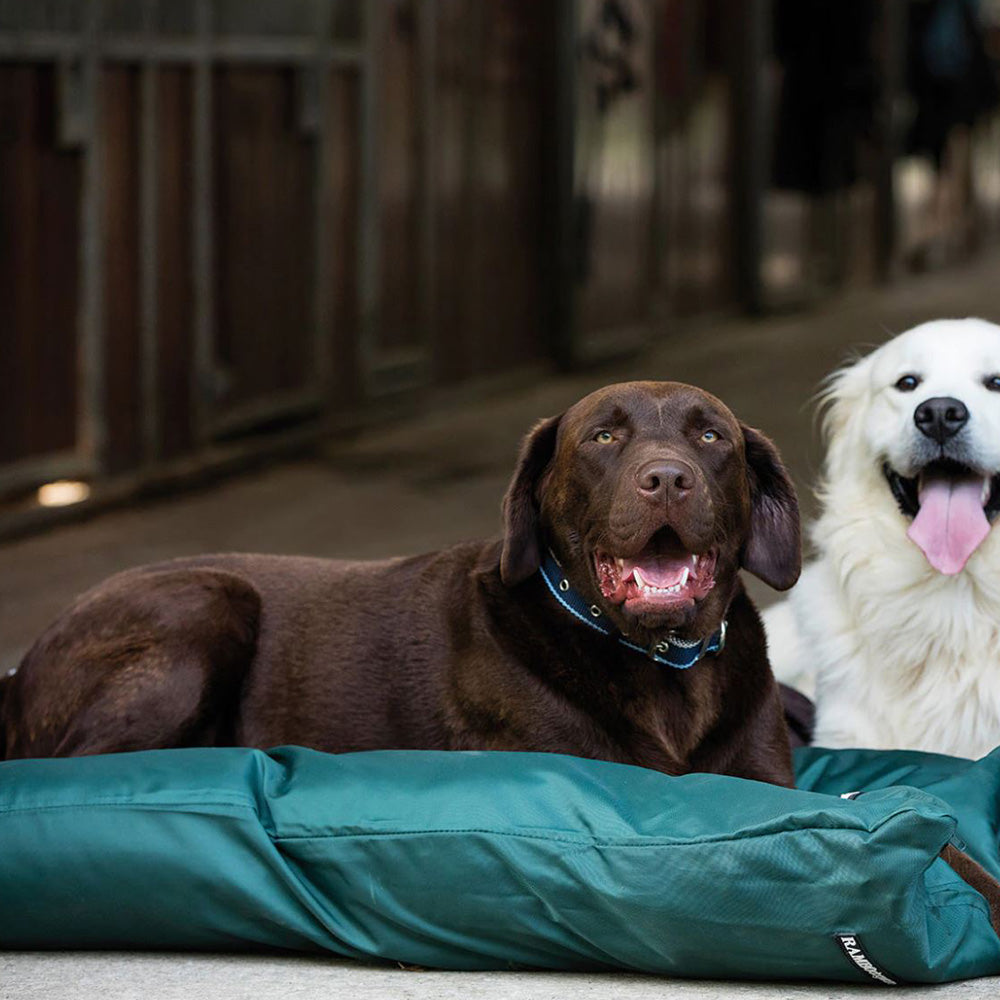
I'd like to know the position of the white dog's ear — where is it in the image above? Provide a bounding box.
[816,354,872,483]
[500,414,562,586]
[740,424,801,591]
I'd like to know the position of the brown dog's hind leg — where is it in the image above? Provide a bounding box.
[2,568,260,759]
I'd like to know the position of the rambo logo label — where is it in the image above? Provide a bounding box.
[834,933,898,985]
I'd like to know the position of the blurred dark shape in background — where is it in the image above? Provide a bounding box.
[2,0,1000,539]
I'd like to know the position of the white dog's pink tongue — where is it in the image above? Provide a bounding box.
[907,475,990,575]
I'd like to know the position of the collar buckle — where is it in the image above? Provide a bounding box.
[708,618,727,655]
[650,638,673,657]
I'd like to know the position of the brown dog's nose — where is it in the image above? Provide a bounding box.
[635,459,695,502]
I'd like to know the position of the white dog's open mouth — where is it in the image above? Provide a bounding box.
[883,459,1000,574]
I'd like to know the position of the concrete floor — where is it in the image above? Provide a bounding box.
[4,252,1000,995]
[3,952,991,1000]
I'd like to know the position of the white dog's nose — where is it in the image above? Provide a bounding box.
[914,397,969,443]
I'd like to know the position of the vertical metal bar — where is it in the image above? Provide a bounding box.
[417,0,437,380]
[191,0,215,442]
[646,0,664,326]
[458,0,487,377]
[875,0,906,283]
[731,0,769,314]
[547,0,579,369]
[357,0,382,391]
[78,0,107,473]
[312,0,334,405]
[139,0,160,464]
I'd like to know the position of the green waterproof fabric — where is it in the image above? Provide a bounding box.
[1,746,999,983]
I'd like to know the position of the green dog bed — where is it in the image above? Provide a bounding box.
[2,745,999,983]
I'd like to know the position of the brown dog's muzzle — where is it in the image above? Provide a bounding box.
[593,453,720,618]
[635,458,696,505]
[611,453,716,554]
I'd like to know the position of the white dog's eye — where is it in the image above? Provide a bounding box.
[984,375,1000,392]
[894,374,921,392]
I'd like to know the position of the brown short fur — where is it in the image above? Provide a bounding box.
[1,381,801,785]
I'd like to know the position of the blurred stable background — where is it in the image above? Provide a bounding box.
[7,6,1000,994]
[3,0,1000,648]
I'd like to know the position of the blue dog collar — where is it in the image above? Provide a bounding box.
[538,550,726,670]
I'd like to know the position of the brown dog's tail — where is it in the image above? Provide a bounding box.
[0,670,9,761]
[941,842,1000,937]
[0,661,17,761]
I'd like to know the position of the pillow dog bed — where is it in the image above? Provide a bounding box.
[2,746,999,983]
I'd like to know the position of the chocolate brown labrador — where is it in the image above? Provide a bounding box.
[0,381,801,784]
[6,380,1000,931]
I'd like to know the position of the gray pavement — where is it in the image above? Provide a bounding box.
[2,953,994,1000]
[4,253,1000,995]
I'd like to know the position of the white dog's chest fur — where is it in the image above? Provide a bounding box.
[769,565,1000,758]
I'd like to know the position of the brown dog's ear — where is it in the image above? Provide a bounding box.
[740,424,801,591]
[500,414,562,585]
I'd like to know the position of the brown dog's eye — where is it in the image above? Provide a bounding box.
[594,431,615,444]
[700,429,720,443]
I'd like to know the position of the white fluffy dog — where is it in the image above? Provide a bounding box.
[765,318,1000,757]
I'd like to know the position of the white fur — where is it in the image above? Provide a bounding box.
[764,318,1000,757]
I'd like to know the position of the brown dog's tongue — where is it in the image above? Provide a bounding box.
[628,554,691,588]
[907,474,990,575]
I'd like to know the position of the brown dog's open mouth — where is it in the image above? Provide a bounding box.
[593,529,717,612]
